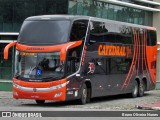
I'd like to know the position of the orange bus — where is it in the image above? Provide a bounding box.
[4,15,157,104]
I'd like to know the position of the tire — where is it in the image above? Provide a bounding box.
[131,80,138,98]
[35,100,45,104]
[79,84,88,105]
[138,80,145,97]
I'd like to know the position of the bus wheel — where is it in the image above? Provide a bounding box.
[79,84,87,105]
[131,80,138,98]
[35,100,45,104]
[138,80,145,97]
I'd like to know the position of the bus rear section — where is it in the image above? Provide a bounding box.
[83,20,157,99]
[4,15,157,105]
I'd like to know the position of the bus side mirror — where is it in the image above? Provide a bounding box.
[4,42,17,60]
[60,41,82,62]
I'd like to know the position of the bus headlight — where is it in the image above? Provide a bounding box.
[50,81,69,90]
[13,82,19,89]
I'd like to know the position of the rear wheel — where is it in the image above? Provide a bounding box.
[35,100,45,104]
[138,80,145,97]
[131,80,138,98]
[79,84,88,105]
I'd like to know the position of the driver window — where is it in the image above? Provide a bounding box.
[66,47,81,76]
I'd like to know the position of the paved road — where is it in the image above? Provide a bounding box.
[0,90,160,119]
[0,90,160,111]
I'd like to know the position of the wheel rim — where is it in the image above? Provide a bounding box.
[133,84,138,95]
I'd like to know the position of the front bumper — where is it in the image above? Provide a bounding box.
[13,78,67,101]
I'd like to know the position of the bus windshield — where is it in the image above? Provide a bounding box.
[18,20,70,45]
[15,51,64,81]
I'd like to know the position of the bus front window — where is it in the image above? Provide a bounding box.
[18,20,70,45]
[15,51,64,81]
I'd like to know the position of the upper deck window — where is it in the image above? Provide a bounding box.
[18,20,70,45]
[147,30,157,46]
[70,20,88,41]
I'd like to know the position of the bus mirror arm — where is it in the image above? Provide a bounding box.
[4,42,17,60]
[60,40,82,62]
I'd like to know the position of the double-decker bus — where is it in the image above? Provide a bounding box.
[4,15,157,105]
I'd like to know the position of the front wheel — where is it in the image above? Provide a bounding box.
[79,84,88,105]
[35,100,45,104]
[131,80,138,98]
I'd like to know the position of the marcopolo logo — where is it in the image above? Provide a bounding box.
[98,44,132,57]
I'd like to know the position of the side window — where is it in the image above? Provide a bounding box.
[107,58,122,74]
[66,48,81,76]
[107,57,130,74]
[103,23,116,43]
[70,20,88,41]
[116,26,133,45]
[88,21,108,45]
[147,30,157,46]
[107,58,130,74]
[94,58,106,75]
[104,24,133,45]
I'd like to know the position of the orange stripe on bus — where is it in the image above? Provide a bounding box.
[126,29,138,89]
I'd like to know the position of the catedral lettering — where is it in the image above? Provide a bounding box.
[98,44,126,56]
[3,15,157,105]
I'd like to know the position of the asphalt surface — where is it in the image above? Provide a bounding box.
[0,90,160,120]
[0,90,160,111]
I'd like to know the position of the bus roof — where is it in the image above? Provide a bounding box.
[25,15,156,30]
[25,15,90,21]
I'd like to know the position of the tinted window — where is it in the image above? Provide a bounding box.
[107,58,131,74]
[147,30,157,46]
[94,58,107,75]
[115,33,133,45]
[104,24,133,44]
[66,48,81,76]
[18,20,70,45]
[89,22,133,45]
[70,20,88,41]
[89,21,108,44]
[107,58,122,74]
